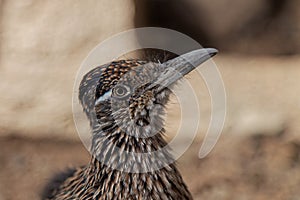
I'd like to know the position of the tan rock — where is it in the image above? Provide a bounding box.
[0,0,135,139]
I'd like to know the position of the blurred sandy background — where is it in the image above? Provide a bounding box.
[1,0,300,199]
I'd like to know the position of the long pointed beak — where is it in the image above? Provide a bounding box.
[148,48,218,91]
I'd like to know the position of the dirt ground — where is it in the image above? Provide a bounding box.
[1,130,300,200]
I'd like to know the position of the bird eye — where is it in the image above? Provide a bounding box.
[112,85,131,98]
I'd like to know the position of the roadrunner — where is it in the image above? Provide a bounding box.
[42,48,218,200]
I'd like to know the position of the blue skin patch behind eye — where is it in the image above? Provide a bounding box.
[95,90,112,105]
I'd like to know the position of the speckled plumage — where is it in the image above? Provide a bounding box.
[43,49,217,200]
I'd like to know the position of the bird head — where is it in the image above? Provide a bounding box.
[79,48,217,138]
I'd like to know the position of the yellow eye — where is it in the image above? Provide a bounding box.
[113,85,130,98]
